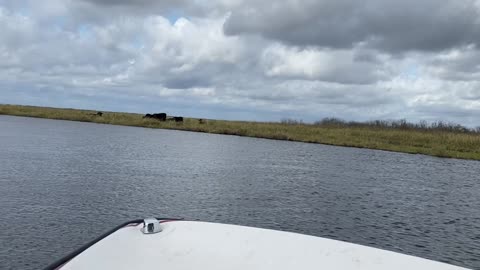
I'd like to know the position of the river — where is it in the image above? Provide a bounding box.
[0,115,479,269]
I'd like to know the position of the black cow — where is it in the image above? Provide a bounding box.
[88,111,103,117]
[143,113,167,121]
[167,116,184,122]
[174,117,183,122]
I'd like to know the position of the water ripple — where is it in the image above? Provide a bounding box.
[0,116,479,269]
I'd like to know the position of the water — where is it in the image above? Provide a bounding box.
[0,115,479,269]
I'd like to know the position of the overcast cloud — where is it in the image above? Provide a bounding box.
[0,0,479,126]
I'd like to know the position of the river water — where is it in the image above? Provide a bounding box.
[0,115,479,269]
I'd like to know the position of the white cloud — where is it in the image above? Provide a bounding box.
[261,44,388,84]
[0,1,479,126]
[144,16,244,71]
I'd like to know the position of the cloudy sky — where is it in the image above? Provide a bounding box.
[1,0,480,125]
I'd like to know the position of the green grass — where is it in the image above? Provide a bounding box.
[1,104,480,160]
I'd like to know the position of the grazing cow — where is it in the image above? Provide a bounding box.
[143,113,167,121]
[88,111,103,117]
[153,113,167,121]
[174,117,183,122]
[167,116,184,122]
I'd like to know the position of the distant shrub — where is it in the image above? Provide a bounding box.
[280,118,304,125]
[314,117,345,126]
[311,117,477,133]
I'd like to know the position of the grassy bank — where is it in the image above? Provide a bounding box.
[1,104,479,160]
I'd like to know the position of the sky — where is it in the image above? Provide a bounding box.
[1,0,480,126]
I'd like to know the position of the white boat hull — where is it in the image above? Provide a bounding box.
[58,220,468,270]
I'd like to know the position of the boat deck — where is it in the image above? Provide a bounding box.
[59,220,468,270]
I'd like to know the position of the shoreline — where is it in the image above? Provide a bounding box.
[1,104,479,161]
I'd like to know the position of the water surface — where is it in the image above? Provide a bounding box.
[0,115,479,269]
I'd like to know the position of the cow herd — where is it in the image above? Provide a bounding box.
[143,113,183,122]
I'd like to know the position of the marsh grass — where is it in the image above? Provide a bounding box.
[1,104,479,160]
